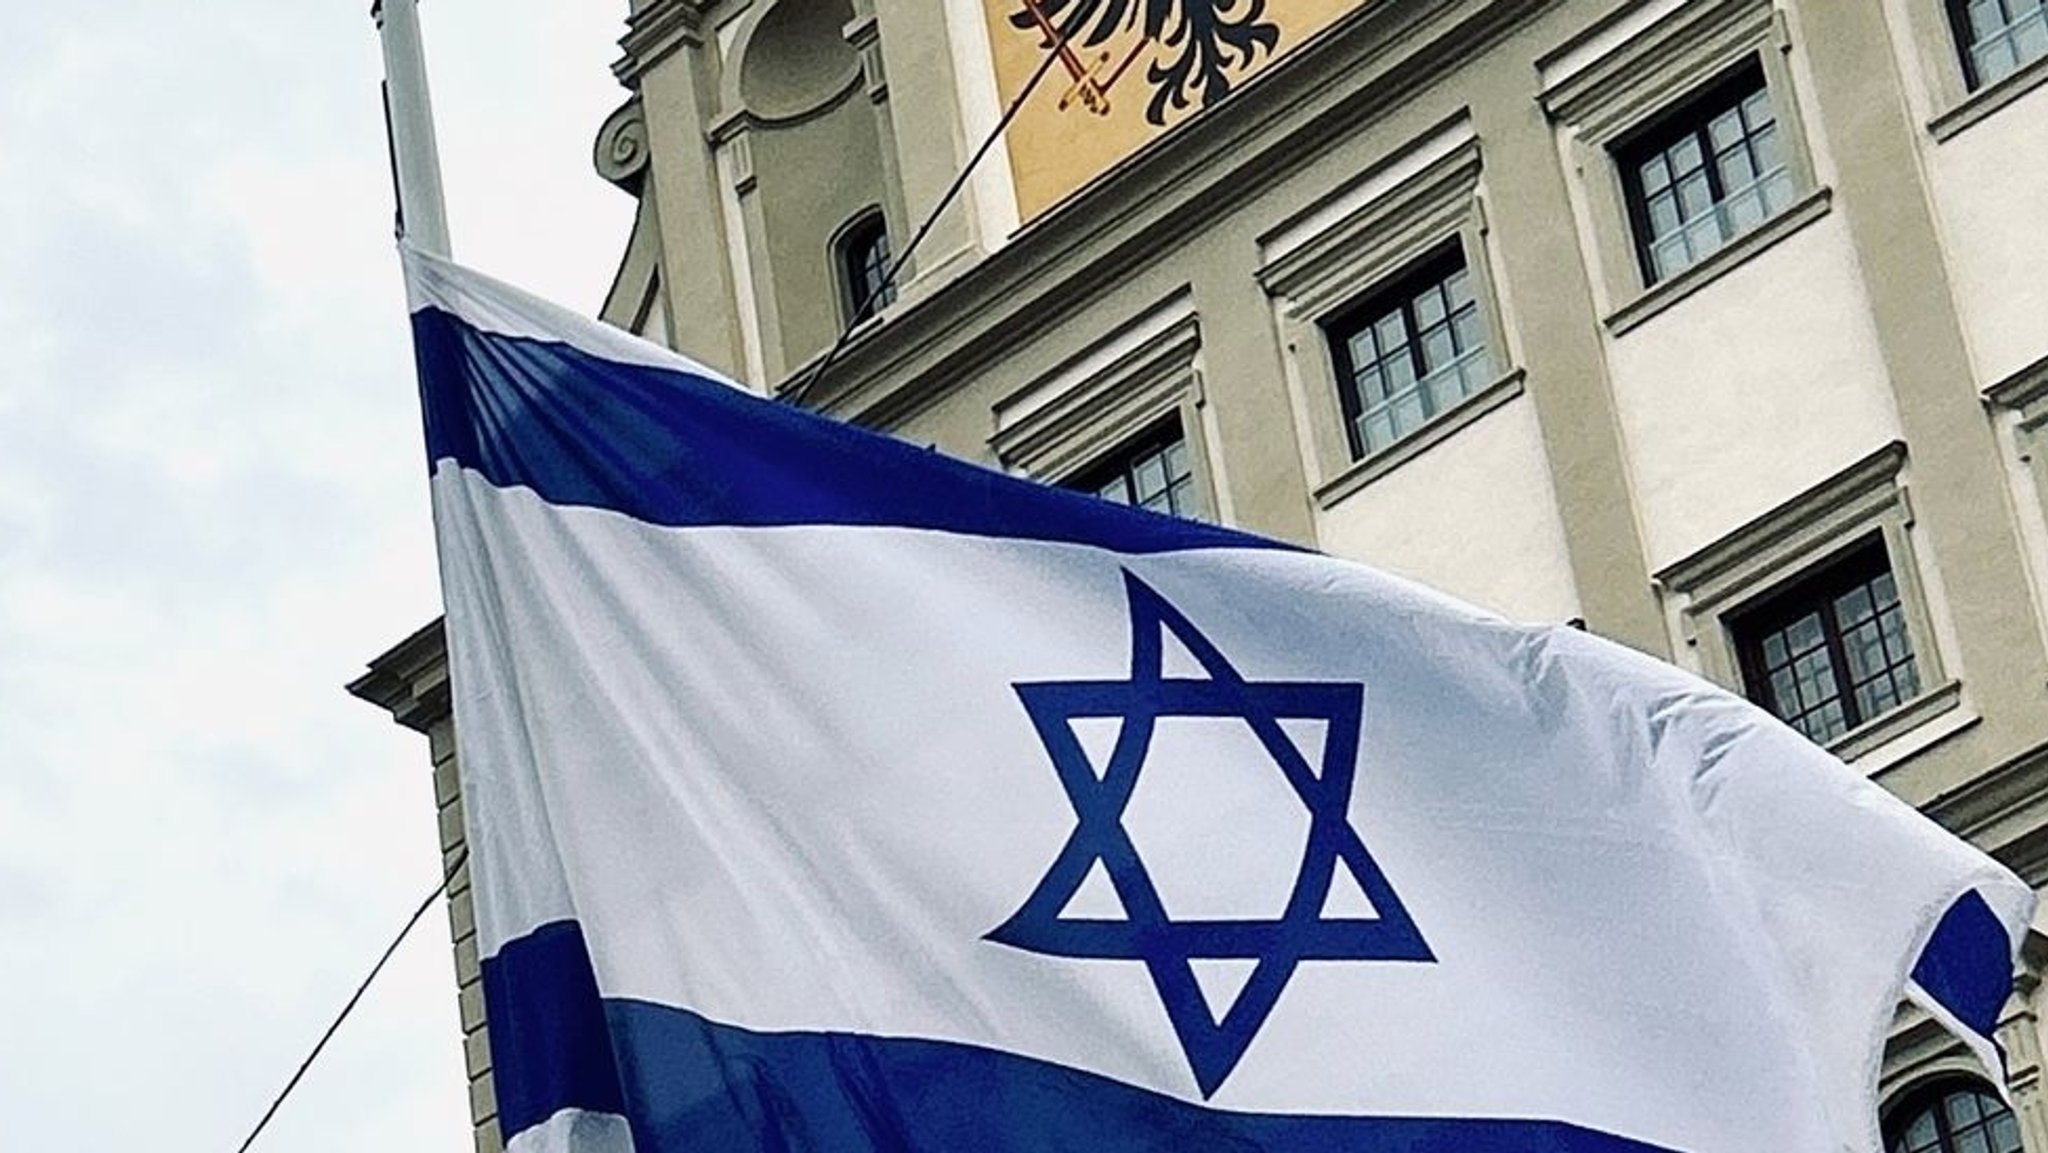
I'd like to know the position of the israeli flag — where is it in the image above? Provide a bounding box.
[405,246,2032,1153]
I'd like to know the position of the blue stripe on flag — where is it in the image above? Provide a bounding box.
[1911,890,2014,1041]
[410,306,1288,554]
[480,921,626,1138]
[484,921,1678,1151]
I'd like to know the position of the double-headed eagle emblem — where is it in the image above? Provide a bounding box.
[1009,0,1283,126]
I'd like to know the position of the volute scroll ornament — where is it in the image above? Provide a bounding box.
[594,99,650,194]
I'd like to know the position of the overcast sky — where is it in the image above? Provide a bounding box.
[0,2,633,1147]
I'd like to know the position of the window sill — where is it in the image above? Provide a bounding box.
[1314,368,1525,509]
[1603,187,1832,338]
[1826,679,1967,767]
[1930,51,2048,143]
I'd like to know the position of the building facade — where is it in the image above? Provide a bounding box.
[351,0,2048,1148]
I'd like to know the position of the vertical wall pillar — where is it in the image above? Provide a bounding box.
[868,0,987,292]
[1793,0,2048,746]
[2000,969,2048,1152]
[845,2,915,290]
[1467,58,1669,657]
[616,0,751,381]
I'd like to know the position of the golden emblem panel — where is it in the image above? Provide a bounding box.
[986,0,1370,220]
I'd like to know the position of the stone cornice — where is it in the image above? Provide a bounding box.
[613,0,710,87]
[1986,351,2048,414]
[780,0,1555,430]
[1920,737,2048,885]
[348,617,450,735]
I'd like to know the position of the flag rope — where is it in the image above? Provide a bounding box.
[232,846,469,1153]
[783,16,1078,410]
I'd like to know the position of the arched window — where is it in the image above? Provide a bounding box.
[1885,1079,2023,1153]
[837,211,895,323]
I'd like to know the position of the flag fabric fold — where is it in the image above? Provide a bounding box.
[403,244,2032,1153]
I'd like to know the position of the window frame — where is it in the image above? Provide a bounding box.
[1654,443,1962,766]
[1945,0,2048,91]
[833,209,895,325]
[1258,122,1522,507]
[1061,418,1209,521]
[1322,242,1497,462]
[990,292,1220,522]
[1614,62,1797,287]
[1728,535,1924,743]
[1913,0,2048,140]
[1882,1077,2026,1153]
[1538,0,1826,331]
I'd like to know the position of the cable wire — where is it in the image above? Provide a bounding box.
[783,17,1077,409]
[233,847,469,1153]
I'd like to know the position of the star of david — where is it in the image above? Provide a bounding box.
[988,570,1434,1098]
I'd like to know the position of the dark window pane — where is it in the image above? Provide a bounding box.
[1325,247,1494,459]
[1622,67,1792,283]
[840,214,895,321]
[1068,425,1205,521]
[1416,283,1447,327]
[1954,0,2048,87]
[1735,541,1922,743]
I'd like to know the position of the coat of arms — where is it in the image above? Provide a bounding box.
[1009,0,1284,126]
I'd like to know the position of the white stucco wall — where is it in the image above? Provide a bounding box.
[1922,91,2048,389]
[1604,213,1904,570]
[1313,395,1582,626]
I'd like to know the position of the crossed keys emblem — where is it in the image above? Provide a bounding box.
[1005,0,1284,126]
[1015,0,1147,115]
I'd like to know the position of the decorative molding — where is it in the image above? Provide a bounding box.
[1254,113,1512,500]
[1987,351,2048,417]
[1930,45,2048,142]
[593,99,651,195]
[1539,0,1818,316]
[1603,187,1831,336]
[1826,679,1967,765]
[1257,125,1481,313]
[1919,737,2048,883]
[1651,442,1958,745]
[718,0,866,126]
[715,69,866,133]
[991,293,1203,484]
[709,113,757,193]
[347,617,450,735]
[1538,0,1775,141]
[1656,441,1909,601]
[613,0,710,86]
[1313,369,1525,508]
[785,0,1542,422]
[844,14,888,103]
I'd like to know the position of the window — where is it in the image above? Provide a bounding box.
[1732,538,1922,744]
[1067,422,1207,519]
[1620,65,1795,285]
[1886,1081,2023,1153]
[1949,0,2048,88]
[837,212,895,323]
[1324,246,1493,459]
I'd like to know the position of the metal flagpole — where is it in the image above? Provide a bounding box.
[373,0,452,258]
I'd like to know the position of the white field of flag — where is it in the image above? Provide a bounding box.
[403,245,2032,1153]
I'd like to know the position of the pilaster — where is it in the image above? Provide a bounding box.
[869,0,985,293]
[611,0,750,380]
[1468,44,1669,657]
[844,7,915,291]
[1792,0,2048,753]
